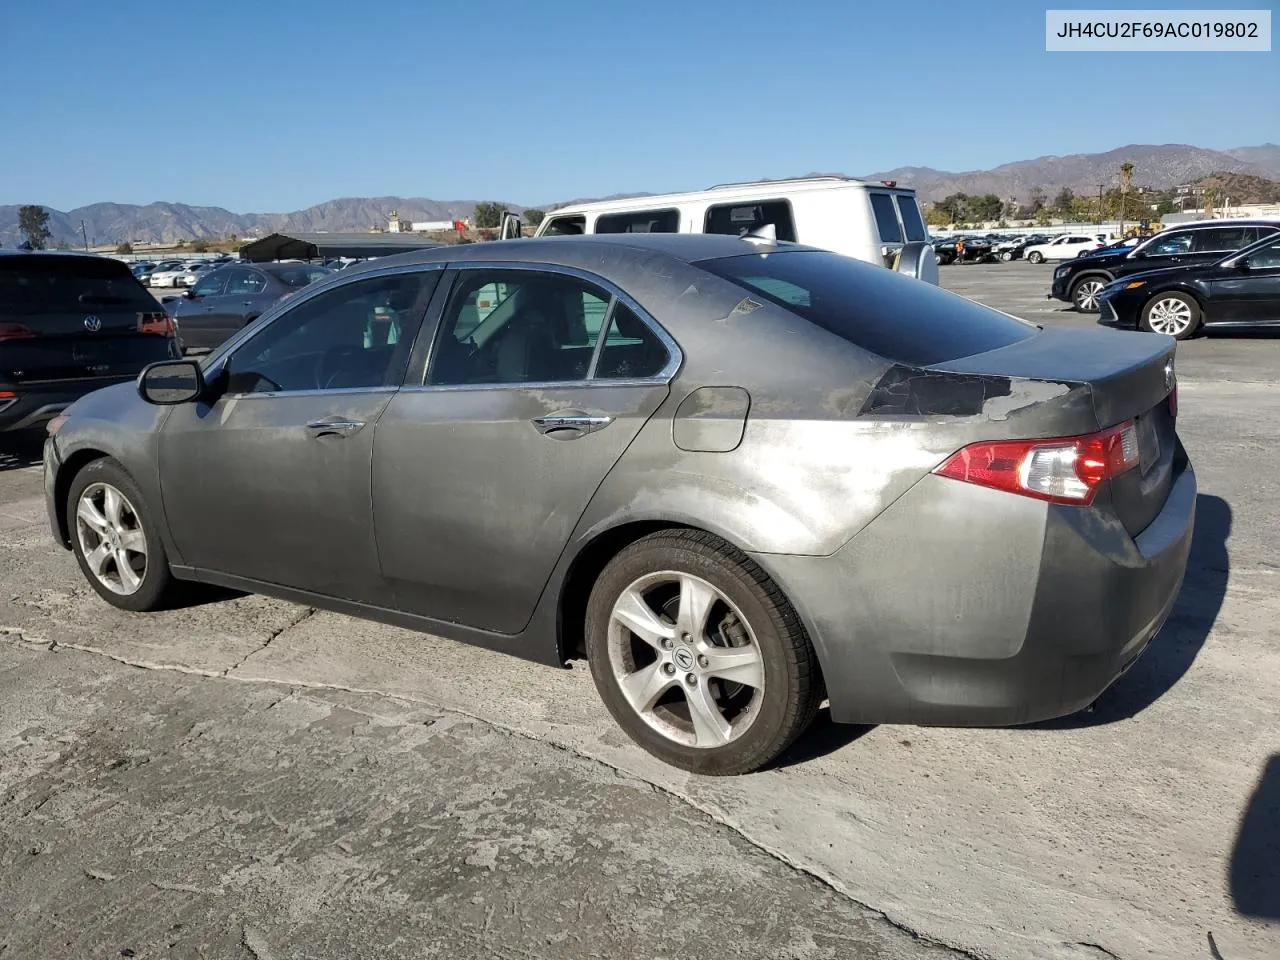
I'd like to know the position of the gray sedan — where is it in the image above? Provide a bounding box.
[166,262,334,350]
[42,234,1194,775]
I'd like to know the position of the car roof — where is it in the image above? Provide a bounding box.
[339,233,826,278]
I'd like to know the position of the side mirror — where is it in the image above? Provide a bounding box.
[138,359,204,405]
[1234,257,1251,271]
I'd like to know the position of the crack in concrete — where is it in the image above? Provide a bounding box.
[2,632,994,960]
[222,607,317,678]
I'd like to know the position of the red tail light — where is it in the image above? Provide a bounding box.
[0,322,37,342]
[0,390,16,399]
[138,312,175,336]
[934,422,1140,505]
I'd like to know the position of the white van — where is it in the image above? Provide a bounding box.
[531,176,934,274]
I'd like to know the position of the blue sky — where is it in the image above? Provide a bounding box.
[1,0,1275,212]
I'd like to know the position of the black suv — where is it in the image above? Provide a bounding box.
[1050,220,1280,312]
[1,252,178,433]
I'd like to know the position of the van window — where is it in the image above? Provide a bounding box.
[895,195,928,242]
[699,250,1036,367]
[541,215,586,236]
[868,194,903,244]
[595,209,680,234]
[704,200,797,242]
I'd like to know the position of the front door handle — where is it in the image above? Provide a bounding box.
[531,413,614,438]
[306,417,366,438]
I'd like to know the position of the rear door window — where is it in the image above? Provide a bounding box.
[594,209,680,234]
[894,195,928,241]
[1192,227,1253,252]
[698,250,1036,367]
[869,193,903,243]
[704,200,796,242]
[226,268,269,295]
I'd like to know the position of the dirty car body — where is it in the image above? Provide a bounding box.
[44,234,1195,772]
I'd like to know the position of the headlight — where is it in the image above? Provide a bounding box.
[1124,281,1147,290]
[1055,266,1069,277]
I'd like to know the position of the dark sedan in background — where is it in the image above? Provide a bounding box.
[1097,230,1280,338]
[166,262,333,350]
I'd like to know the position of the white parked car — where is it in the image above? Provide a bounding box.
[532,175,939,283]
[148,265,193,287]
[1023,234,1104,264]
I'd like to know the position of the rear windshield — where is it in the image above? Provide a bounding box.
[272,265,333,288]
[699,250,1037,366]
[0,256,158,315]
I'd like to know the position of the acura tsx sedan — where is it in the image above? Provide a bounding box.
[43,234,1194,775]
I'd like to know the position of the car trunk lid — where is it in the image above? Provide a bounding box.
[930,326,1178,536]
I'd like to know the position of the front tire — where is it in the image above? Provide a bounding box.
[67,458,180,612]
[1000,250,1013,262]
[1028,251,1044,264]
[1140,291,1201,340]
[586,530,823,776]
[1071,276,1107,312]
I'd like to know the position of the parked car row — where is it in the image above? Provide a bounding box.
[131,257,238,288]
[1054,219,1280,338]
[931,232,1116,265]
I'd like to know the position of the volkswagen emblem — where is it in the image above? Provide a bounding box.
[83,315,103,332]
[1163,359,1175,391]
[673,647,696,671]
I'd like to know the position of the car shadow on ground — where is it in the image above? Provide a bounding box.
[0,431,45,473]
[1230,754,1280,922]
[767,709,875,770]
[1031,493,1231,730]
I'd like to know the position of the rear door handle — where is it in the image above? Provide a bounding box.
[531,413,613,438]
[306,417,366,438]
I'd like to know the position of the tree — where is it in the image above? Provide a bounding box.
[473,202,505,229]
[935,193,970,223]
[1053,187,1075,214]
[971,194,1004,222]
[191,239,210,253]
[115,241,134,255]
[18,205,51,249]
[924,204,952,227]
[1155,199,1175,216]
[175,238,187,248]
[523,208,546,228]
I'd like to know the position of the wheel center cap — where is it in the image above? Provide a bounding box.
[673,647,695,671]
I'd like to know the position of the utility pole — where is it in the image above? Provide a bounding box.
[1097,184,1104,224]
[79,220,89,252]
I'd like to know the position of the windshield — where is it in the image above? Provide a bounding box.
[699,250,1037,366]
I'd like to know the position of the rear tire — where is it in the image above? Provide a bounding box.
[1000,250,1013,262]
[67,458,181,612]
[1028,251,1044,264]
[1139,292,1201,340]
[585,530,823,776]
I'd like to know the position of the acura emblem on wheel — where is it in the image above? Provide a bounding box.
[83,315,102,332]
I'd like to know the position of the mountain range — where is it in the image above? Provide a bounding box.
[4,143,1277,246]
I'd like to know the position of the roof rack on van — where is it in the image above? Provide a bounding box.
[705,175,861,190]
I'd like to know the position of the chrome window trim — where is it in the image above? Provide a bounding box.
[220,385,399,401]
[418,260,683,389]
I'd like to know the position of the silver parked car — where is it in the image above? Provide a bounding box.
[43,235,1194,775]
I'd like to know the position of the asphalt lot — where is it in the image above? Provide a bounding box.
[1,262,1277,960]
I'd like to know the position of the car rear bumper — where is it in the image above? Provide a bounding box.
[757,455,1196,726]
[0,377,138,433]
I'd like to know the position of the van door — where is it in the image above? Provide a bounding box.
[868,192,905,266]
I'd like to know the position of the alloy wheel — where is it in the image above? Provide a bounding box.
[75,482,148,595]
[1146,297,1194,336]
[608,571,764,749]
[1074,279,1104,311]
